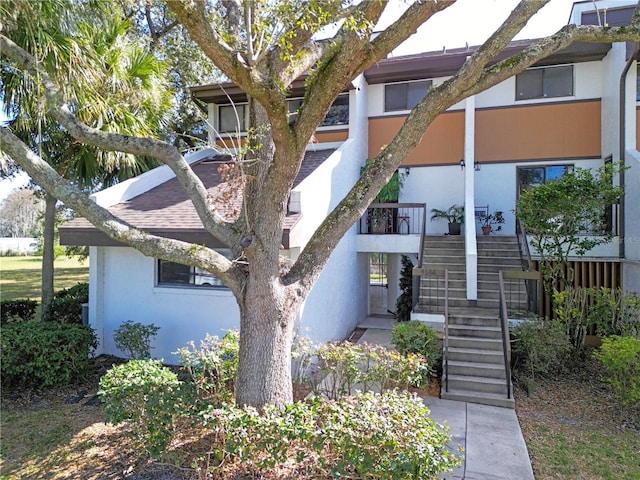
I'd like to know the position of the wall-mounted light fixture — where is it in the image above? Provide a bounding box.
[404,167,410,176]
[474,162,481,172]
[459,159,465,170]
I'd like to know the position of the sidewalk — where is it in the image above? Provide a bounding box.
[355,322,534,480]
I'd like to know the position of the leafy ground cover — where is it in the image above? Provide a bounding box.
[3,354,637,479]
[515,354,640,480]
[0,256,88,301]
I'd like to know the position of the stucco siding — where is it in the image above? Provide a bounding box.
[368,112,465,166]
[475,101,602,162]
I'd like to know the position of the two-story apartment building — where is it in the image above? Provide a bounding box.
[60,1,639,362]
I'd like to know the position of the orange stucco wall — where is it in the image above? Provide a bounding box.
[368,112,465,166]
[368,100,602,166]
[313,130,348,143]
[475,101,601,162]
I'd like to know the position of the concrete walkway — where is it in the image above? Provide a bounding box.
[355,321,534,480]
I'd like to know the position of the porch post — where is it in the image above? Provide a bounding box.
[464,93,478,301]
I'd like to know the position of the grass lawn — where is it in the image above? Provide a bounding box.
[0,255,89,302]
[515,356,640,480]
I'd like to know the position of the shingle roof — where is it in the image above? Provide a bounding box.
[60,148,336,248]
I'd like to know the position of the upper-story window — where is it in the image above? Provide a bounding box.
[157,249,233,289]
[218,103,247,133]
[384,80,432,112]
[288,93,349,127]
[516,65,574,101]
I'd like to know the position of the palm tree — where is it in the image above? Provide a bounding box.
[1,0,170,318]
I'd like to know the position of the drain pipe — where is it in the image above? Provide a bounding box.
[618,42,639,260]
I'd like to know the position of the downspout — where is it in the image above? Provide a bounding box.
[618,42,639,259]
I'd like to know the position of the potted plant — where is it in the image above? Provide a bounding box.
[430,204,464,235]
[478,210,505,235]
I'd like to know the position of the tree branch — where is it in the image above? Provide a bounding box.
[465,24,640,98]
[0,32,238,248]
[286,6,640,293]
[0,127,246,296]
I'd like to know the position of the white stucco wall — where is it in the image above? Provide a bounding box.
[91,247,240,362]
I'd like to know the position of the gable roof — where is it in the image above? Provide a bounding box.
[59,148,336,249]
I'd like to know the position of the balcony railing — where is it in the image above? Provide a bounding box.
[358,203,426,235]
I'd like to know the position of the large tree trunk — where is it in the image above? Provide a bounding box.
[40,192,56,320]
[235,270,297,407]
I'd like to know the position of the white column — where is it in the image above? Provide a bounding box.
[464,94,478,301]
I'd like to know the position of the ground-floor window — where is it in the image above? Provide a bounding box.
[517,164,573,196]
[157,250,232,289]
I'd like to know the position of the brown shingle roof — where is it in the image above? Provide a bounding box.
[60,148,336,248]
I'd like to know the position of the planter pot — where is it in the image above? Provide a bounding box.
[482,225,492,235]
[448,222,461,235]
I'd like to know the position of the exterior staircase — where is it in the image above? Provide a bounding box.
[415,235,525,408]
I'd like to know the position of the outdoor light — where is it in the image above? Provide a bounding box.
[475,162,481,171]
[459,159,465,170]
[405,167,410,176]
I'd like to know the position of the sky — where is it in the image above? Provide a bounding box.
[0,0,602,202]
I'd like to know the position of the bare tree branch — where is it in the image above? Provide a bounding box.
[0,32,238,247]
[0,127,246,296]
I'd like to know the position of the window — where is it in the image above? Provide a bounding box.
[218,104,247,133]
[517,164,573,196]
[288,93,349,126]
[384,80,432,112]
[515,66,573,100]
[157,250,232,289]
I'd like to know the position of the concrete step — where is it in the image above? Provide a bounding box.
[477,250,521,258]
[441,388,515,409]
[447,346,504,363]
[447,374,508,395]
[448,336,503,351]
[449,316,499,328]
[448,324,501,338]
[447,359,506,378]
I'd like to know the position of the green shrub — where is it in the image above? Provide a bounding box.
[214,390,460,479]
[511,319,572,378]
[45,282,89,324]
[291,333,316,386]
[553,286,590,351]
[174,330,239,403]
[587,287,640,338]
[0,299,38,324]
[391,320,441,368]
[1,321,97,389]
[318,391,459,479]
[98,359,182,456]
[314,341,430,399]
[395,255,414,322]
[593,336,640,407]
[113,320,160,359]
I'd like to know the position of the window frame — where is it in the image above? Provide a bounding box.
[515,65,574,101]
[384,79,432,113]
[516,164,574,197]
[156,250,233,290]
[217,103,248,134]
[287,93,350,129]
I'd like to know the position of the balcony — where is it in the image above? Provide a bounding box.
[358,203,426,235]
[356,203,426,254]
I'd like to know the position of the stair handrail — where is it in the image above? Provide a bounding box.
[498,270,513,400]
[515,218,532,271]
[516,218,540,315]
[443,268,449,393]
[411,204,427,308]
